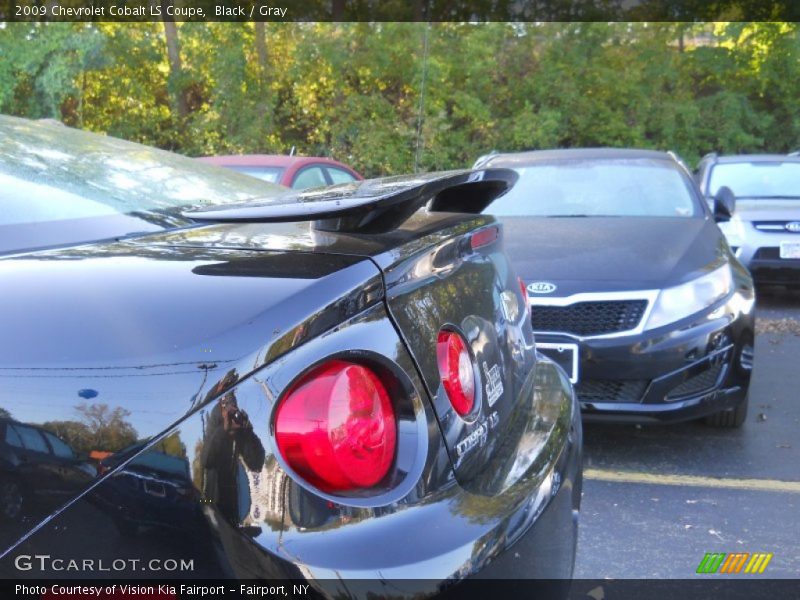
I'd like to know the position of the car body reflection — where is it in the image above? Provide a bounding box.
[1,417,95,524]
[92,437,203,537]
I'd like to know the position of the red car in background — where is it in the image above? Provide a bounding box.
[198,154,363,190]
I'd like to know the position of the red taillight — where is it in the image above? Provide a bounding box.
[470,226,499,250]
[275,360,397,492]
[436,330,475,416]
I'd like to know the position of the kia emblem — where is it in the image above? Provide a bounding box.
[527,281,557,294]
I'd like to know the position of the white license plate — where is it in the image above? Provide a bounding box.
[537,342,579,384]
[779,242,800,259]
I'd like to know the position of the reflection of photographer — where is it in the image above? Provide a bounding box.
[221,394,249,433]
[201,393,265,524]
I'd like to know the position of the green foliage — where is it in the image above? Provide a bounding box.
[0,23,106,121]
[152,432,187,459]
[41,420,94,454]
[44,403,139,454]
[1,22,798,175]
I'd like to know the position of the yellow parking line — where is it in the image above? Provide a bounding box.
[584,468,800,494]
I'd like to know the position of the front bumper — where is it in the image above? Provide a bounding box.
[535,291,755,424]
[729,231,800,285]
[745,255,800,286]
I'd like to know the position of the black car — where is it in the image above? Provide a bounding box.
[91,440,203,537]
[0,418,94,523]
[475,149,755,427]
[0,116,581,593]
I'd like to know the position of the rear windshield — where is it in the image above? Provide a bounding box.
[0,116,286,253]
[487,158,699,218]
[228,166,285,184]
[708,162,800,199]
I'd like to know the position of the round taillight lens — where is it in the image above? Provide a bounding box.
[436,330,475,416]
[275,360,396,492]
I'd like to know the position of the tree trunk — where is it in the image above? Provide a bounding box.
[413,0,425,21]
[332,0,345,20]
[254,21,268,77]
[160,0,188,119]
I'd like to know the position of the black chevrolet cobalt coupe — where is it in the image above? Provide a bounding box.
[476,149,755,428]
[0,116,581,594]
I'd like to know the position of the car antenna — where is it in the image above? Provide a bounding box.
[414,21,431,174]
[289,146,296,157]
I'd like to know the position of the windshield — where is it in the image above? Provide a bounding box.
[708,162,800,199]
[0,116,286,253]
[487,158,699,218]
[228,165,285,184]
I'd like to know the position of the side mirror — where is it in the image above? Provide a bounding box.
[713,186,735,222]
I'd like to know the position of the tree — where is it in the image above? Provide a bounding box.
[41,420,93,454]
[2,22,799,172]
[0,23,105,123]
[153,432,187,458]
[74,403,138,453]
[159,0,188,120]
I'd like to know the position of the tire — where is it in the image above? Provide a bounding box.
[0,479,24,522]
[704,393,749,428]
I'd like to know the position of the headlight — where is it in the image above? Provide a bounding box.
[718,218,745,249]
[645,263,733,331]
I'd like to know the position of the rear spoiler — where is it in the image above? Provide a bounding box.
[184,168,517,234]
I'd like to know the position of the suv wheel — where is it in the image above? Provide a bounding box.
[704,393,749,428]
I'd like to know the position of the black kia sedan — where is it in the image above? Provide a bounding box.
[0,116,581,595]
[475,149,755,427]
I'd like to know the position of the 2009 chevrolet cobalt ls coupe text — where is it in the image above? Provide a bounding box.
[0,116,581,596]
[476,149,755,428]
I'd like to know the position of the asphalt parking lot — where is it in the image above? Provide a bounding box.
[575,289,800,579]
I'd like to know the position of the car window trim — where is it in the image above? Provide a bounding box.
[13,424,51,454]
[42,430,74,459]
[4,423,25,449]
[291,164,329,189]
[323,165,358,185]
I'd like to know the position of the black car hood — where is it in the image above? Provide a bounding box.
[0,232,388,555]
[501,216,726,295]
[0,237,382,439]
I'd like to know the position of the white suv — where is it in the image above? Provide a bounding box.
[696,154,800,288]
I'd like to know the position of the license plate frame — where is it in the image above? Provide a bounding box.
[537,342,579,384]
[143,480,167,498]
[779,241,800,259]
